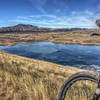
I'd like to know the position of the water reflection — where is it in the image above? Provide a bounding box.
[0,42,100,72]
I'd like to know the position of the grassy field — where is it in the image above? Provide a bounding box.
[0,50,99,100]
[1,31,100,46]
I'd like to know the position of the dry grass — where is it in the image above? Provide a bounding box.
[1,32,100,46]
[0,50,100,100]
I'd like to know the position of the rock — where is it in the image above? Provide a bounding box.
[91,33,100,36]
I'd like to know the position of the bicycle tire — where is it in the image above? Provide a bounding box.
[58,72,98,100]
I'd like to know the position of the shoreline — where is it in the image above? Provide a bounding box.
[1,32,100,46]
[1,41,100,47]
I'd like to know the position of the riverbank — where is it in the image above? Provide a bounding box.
[0,50,98,100]
[1,32,100,46]
[1,42,100,72]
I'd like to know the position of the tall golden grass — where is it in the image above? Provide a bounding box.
[0,50,99,100]
[1,32,100,46]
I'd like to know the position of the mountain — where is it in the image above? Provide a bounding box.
[0,24,44,33]
[0,24,86,33]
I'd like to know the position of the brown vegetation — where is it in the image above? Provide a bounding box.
[1,31,100,46]
[0,50,99,100]
[0,28,100,100]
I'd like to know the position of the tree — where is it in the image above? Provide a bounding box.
[96,19,100,27]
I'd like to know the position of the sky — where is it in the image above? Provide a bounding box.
[0,0,100,28]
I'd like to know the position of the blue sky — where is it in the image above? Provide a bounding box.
[0,0,100,28]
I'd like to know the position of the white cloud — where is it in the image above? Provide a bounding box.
[29,0,47,14]
[8,9,100,28]
[70,10,99,28]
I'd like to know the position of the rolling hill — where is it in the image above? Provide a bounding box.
[0,24,86,33]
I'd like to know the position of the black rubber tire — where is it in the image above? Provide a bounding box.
[58,72,98,100]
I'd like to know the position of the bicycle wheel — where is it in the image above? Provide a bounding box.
[58,72,98,100]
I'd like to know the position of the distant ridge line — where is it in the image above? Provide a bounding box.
[0,24,90,33]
